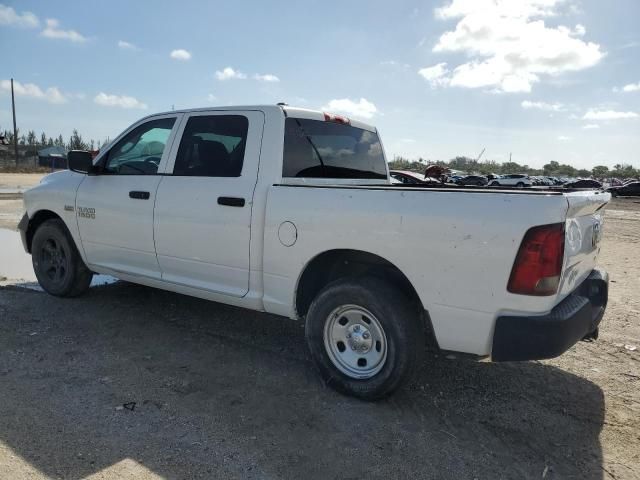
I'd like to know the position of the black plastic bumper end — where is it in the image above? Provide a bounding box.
[492,269,608,362]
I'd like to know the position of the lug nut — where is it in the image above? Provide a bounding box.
[363,332,370,340]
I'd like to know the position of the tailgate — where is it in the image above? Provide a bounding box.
[558,190,611,298]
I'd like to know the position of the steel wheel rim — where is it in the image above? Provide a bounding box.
[39,237,68,284]
[323,304,388,379]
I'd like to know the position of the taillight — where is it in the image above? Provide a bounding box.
[508,223,565,296]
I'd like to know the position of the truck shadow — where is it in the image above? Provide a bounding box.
[0,282,605,479]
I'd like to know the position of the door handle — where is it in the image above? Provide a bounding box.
[218,196,245,207]
[129,191,150,200]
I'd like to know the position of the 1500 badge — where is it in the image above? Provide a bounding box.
[77,207,96,219]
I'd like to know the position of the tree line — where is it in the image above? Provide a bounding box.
[389,156,639,179]
[1,125,637,179]
[1,127,109,152]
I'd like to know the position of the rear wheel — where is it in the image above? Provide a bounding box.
[490,181,500,186]
[516,182,525,188]
[305,276,424,400]
[32,219,93,297]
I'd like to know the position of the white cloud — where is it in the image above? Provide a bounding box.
[521,100,565,111]
[170,49,191,61]
[321,98,378,120]
[254,73,280,82]
[118,40,138,50]
[430,0,604,93]
[582,109,639,121]
[621,82,640,92]
[215,67,247,80]
[582,124,599,129]
[557,135,571,141]
[0,4,39,27]
[94,92,147,110]
[206,94,217,102]
[1,79,66,104]
[418,63,450,87]
[41,18,86,42]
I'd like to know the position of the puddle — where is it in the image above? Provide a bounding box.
[0,228,118,290]
[0,188,25,194]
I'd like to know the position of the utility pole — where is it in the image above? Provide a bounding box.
[11,78,19,167]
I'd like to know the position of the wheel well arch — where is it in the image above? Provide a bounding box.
[294,249,424,319]
[25,210,63,253]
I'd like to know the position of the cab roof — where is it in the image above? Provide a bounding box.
[148,104,377,132]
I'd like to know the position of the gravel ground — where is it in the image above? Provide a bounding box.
[0,176,638,479]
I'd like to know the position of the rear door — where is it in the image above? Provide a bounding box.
[153,110,264,296]
[76,114,181,278]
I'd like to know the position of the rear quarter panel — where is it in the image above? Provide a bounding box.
[263,185,572,356]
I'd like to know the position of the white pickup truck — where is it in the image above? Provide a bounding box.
[19,105,610,399]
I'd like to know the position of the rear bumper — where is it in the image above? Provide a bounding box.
[492,268,608,361]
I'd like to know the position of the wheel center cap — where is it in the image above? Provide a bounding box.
[347,324,372,352]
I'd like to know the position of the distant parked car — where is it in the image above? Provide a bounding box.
[456,175,488,186]
[565,179,602,189]
[389,170,440,185]
[547,177,564,185]
[488,174,532,188]
[607,181,640,197]
[531,176,553,186]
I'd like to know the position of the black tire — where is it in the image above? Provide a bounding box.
[305,276,424,400]
[490,181,500,186]
[32,218,93,297]
[516,182,525,188]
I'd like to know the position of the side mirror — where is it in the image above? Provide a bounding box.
[68,150,95,174]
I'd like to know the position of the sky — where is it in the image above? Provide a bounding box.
[0,0,639,170]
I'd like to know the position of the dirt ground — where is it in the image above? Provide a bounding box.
[0,173,638,479]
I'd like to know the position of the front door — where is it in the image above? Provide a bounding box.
[153,110,264,296]
[76,114,180,278]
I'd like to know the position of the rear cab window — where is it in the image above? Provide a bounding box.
[282,117,388,183]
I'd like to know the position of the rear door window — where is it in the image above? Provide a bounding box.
[173,115,248,177]
[283,118,387,179]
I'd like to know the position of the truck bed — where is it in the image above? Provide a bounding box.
[263,182,609,356]
[274,182,607,195]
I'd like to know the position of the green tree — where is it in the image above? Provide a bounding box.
[543,161,560,175]
[591,165,609,178]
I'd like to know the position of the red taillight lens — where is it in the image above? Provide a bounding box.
[508,223,565,296]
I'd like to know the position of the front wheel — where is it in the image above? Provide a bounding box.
[32,219,93,297]
[305,276,424,400]
[516,182,525,188]
[490,181,500,186]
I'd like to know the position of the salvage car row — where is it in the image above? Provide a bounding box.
[390,170,640,195]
